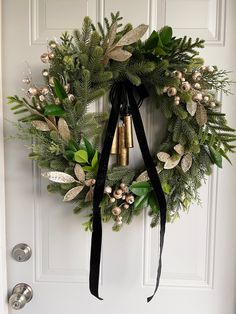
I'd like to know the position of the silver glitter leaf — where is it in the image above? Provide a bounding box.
[58,117,71,142]
[107,47,132,62]
[85,189,93,202]
[44,117,58,131]
[181,154,193,173]
[74,164,85,182]
[42,171,76,183]
[63,185,84,202]
[164,155,181,169]
[116,24,148,47]
[186,101,197,116]
[157,152,170,162]
[108,22,118,48]
[31,120,50,131]
[174,144,185,156]
[136,170,149,182]
[196,103,207,126]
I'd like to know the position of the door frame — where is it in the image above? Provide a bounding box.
[0,0,9,312]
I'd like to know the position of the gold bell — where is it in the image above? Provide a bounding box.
[118,125,129,166]
[110,126,119,154]
[124,115,134,148]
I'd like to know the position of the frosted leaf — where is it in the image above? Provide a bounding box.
[31,120,50,131]
[63,186,84,202]
[74,164,85,182]
[164,155,181,169]
[181,154,193,173]
[186,101,197,116]
[58,117,71,141]
[107,47,132,62]
[116,24,148,47]
[174,144,185,156]
[42,171,76,183]
[157,152,170,162]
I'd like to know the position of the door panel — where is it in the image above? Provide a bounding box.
[2,0,236,313]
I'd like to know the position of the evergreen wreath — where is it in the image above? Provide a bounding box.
[8,12,235,233]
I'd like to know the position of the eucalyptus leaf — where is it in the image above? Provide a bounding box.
[53,77,67,100]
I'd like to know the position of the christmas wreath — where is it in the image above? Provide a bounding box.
[8,12,235,302]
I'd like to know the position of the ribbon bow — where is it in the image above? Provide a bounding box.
[89,81,167,302]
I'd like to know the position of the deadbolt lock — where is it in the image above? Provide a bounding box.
[12,243,32,262]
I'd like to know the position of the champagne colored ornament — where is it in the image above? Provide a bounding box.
[210,101,216,108]
[192,93,203,102]
[113,189,123,199]
[110,197,116,203]
[110,126,118,154]
[125,194,134,204]
[49,40,57,49]
[39,95,45,102]
[68,94,75,102]
[28,87,38,96]
[167,87,177,97]
[49,77,55,86]
[203,96,210,102]
[42,69,49,77]
[174,70,183,79]
[40,53,49,63]
[124,115,134,148]
[41,87,49,95]
[112,207,121,216]
[181,81,191,92]
[64,84,70,93]
[104,186,112,194]
[22,77,31,84]
[123,204,129,209]
[48,52,55,60]
[207,66,215,73]
[192,71,202,81]
[194,83,201,90]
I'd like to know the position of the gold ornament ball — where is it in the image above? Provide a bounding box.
[39,95,45,102]
[167,87,177,97]
[125,194,134,204]
[194,83,201,90]
[112,207,121,216]
[174,70,183,79]
[210,101,216,108]
[123,204,129,209]
[203,96,210,102]
[55,98,61,105]
[207,66,215,73]
[116,220,123,226]
[49,40,57,49]
[40,53,49,63]
[120,183,126,190]
[113,189,123,199]
[49,77,55,86]
[64,84,70,93]
[163,86,169,93]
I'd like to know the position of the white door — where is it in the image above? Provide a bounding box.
[1,0,236,313]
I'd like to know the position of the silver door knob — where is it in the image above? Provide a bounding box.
[9,283,33,310]
[12,243,32,262]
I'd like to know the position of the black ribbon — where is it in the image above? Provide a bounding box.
[89,81,167,302]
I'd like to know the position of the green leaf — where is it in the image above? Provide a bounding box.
[67,139,79,152]
[53,77,67,100]
[159,26,173,45]
[64,150,75,160]
[219,148,232,165]
[74,150,88,163]
[144,30,159,50]
[91,150,99,169]
[130,181,152,196]
[161,182,171,195]
[148,192,160,213]
[83,165,93,172]
[134,194,149,209]
[209,146,222,168]
[154,47,167,56]
[44,104,65,116]
[83,137,96,161]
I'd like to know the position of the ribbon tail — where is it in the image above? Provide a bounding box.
[126,84,167,303]
[89,83,122,300]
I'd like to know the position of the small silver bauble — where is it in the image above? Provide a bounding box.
[210,101,216,108]
[41,87,49,95]
[68,94,75,102]
[181,81,191,92]
[125,195,134,204]
[167,87,177,97]
[181,77,186,82]
[40,53,49,63]
[42,69,49,77]
[104,186,112,194]
[22,77,31,84]
[112,207,121,216]
[123,204,129,209]
[200,66,206,72]
[113,189,123,199]
[28,87,38,96]
[110,197,116,203]
[120,183,126,190]
[192,93,203,102]
[174,100,180,105]
[163,86,169,93]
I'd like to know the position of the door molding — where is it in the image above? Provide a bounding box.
[0,0,9,312]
